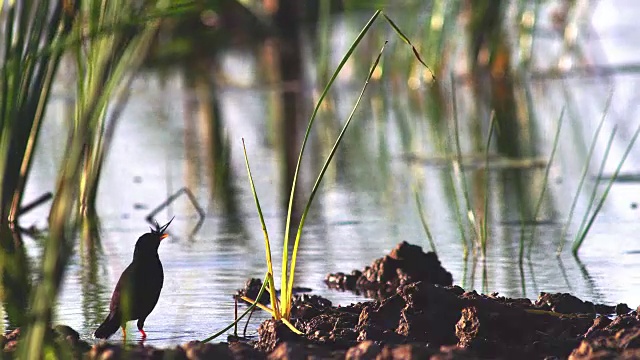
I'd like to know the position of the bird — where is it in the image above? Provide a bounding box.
[94,218,173,340]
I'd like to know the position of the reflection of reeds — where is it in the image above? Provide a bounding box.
[79,215,108,333]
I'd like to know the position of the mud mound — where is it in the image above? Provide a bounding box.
[325,241,453,299]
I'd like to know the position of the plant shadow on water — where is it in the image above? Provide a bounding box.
[3,0,640,352]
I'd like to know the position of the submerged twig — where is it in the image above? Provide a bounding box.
[15,192,53,218]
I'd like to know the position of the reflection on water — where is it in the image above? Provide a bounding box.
[7,1,640,347]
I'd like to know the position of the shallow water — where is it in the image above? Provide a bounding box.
[9,0,640,347]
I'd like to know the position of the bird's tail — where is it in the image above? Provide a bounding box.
[94,313,120,339]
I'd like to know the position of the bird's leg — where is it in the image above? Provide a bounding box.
[121,326,127,340]
[137,319,147,340]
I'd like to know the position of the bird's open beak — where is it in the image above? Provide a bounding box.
[160,233,168,240]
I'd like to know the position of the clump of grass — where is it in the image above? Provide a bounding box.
[0,0,77,338]
[237,39,388,333]
[571,123,640,255]
[203,10,434,338]
[17,1,191,357]
[0,0,76,228]
[556,100,609,254]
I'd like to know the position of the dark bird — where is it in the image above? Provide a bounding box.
[94,218,173,340]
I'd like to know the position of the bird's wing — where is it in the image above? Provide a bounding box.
[109,263,134,313]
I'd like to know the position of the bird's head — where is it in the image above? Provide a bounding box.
[133,217,174,259]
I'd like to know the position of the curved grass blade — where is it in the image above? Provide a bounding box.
[481,111,497,256]
[239,296,275,315]
[284,41,388,318]
[382,13,435,80]
[573,126,617,243]
[450,72,480,246]
[242,139,280,317]
[526,108,564,257]
[279,10,382,316]
[201,272,270,343]
[414,185,437,253]
[557,98,610,254]
[572,123,640,255]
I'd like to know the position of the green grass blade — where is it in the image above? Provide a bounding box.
[556,98,611,254]
[280,10,381,316]
[414,185,437,253]
[241,139,280,317]
[481,111,497,256]
[572,123,640,255]
[518,205,527,266]
[201,272,271,343]
[574,126,617,244]
[381,13,435,80]
[285,41,388,316]
[526,108,564,256]
[450,72,480,245]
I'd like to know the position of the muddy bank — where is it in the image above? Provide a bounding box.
[3,241,639,359]
[5,287,637,359]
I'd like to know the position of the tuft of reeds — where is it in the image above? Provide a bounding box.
[556,100,610,254]
[570,123,640,255]
[0,0,76,228]
[0,0,77,334]
[17,0,191,356]
[238,38,388,333]
[202,10,434,338]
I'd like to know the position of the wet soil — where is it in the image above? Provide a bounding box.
[3,241,639,359]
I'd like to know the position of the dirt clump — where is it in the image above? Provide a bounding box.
[535,292,631,315]
[325,241,453,299]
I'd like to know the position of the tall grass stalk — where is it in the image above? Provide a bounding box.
[518,204,527,265]
[572,126,618,241]
[235,43,387,333]
[278,11,382,320]
[443,158,470,258]
[413,185,437,253]
[285,41,387,321]
[572,123,640,255]
[525,108,564,257]
[480,111,497,256]
[240,139,280,318]
[450,73,481,250]
[0,0,76,227]
[279,11,431,321]
[71,0,179,217]
[556,100,610,254]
